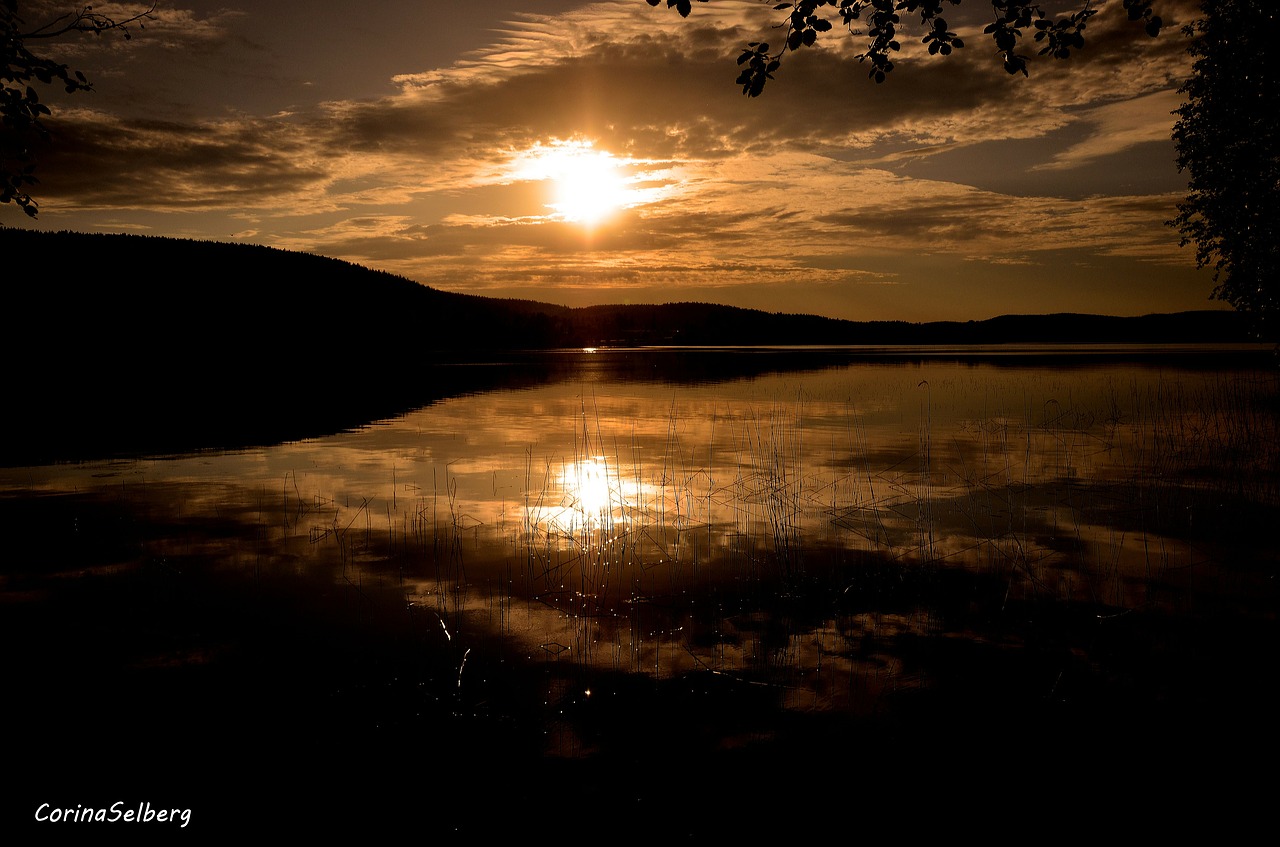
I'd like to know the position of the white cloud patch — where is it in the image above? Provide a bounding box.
[1043,88,1184,170]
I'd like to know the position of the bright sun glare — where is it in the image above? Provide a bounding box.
[530,456,639,535]
[512,140,638,226]
[562,458,614,518]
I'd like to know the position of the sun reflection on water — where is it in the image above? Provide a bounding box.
[6,352,1275,773]
[532,457,637,535]
[561,458,614,517]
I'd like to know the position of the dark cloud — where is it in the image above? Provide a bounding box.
[817,193,1012,242]
[3,0,1215,320]
[32,112,333,209]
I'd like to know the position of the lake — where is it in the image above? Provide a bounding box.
[4,345,1277,836]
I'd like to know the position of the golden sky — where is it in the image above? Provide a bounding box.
[3,0,1218,321]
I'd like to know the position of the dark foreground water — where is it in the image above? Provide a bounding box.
[3,346,1277,837]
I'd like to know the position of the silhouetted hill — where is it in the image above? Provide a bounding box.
[564,303,1253,346]
[6,228,576,351]
[0,227,1261,463]
[4,229,580,460]
[4,228,1254,352]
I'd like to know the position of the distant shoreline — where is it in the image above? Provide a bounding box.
[4,227,1260,349]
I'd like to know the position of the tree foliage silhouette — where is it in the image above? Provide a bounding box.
[647,1,1164,91]
[2,1,154,216]
[1171,1,1279,332]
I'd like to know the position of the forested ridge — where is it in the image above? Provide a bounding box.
[1,227,1253,464]
[6,228,1248,350]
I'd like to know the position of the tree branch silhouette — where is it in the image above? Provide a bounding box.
[2,1,156,217]
[647,0,1163,91]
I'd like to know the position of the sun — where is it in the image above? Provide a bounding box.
[549,152,631,224]
[511,139,640,226]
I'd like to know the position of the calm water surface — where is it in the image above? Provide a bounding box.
[10,349,1276,667]
[4,345,1277,832]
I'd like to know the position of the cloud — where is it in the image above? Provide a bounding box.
[8,0,1209,318]
[32,109,335,211]
[30,0,1198,206]
[1042,88,1184,170]
[19,2,241,56]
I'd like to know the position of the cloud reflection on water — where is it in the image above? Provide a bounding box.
[2,348,1276,762]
